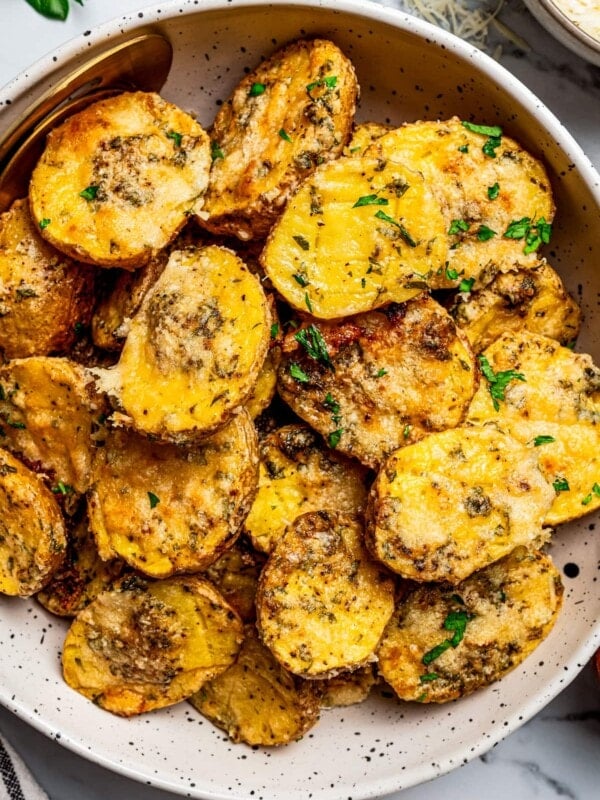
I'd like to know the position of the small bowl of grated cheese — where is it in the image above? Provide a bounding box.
[524,0,600,65]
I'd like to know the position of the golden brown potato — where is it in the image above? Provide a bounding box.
[0,199,95,359]
[189,625,321,745]
[261,156,449,319]
[377,547,563,703]
[37,511,126,617]
[367,117,555,288]
[87,410,258,578]
[256,511,395,678]
[97,245,271,443]
[343,121,392,156]
[277,295,477,469]
[0,357,105,494]
[320,664,377,708]
[244,424,369,554]
[448,261,581,352]
[62,574,244,716]
[202,538,265,623]
[366,426,555,584]
[0,448,66,597]
[30,92,211,269]
[201,38,359,240]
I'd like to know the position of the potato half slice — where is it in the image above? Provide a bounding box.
[30,92,211,269]
[87,409,258,578]
[377,547,563,703]
[201,38,359,240]
[202,538,265,623]
[0,448,66,597]
[366,426,554,584]
[98,245,271,442]
[261,156,449,319]
[62,574,243,716]
[189,625,321,745]
[277,295,477,469]
[257,511,395,678]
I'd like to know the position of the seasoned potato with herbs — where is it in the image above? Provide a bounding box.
[448,261,581,352]
[0,357,105,495]
[62,574,244,716]
[87,410,258,578]
[262,156,449,319]
[377,547,563,703]
[202,538,265,623]
[201,38,359,240]
[0,199,95,359]
[189,625,321,745]
[0,448,66,597]
[98,245,271,442]
[366,426,555,584]
[244,424,369,554]
[320,664,377,708]
[277,295,477,469]
[343,121,392,156]
[367,117,555,288]
[30,92,211,269]
[467,331,600,524]
[257,511,395,678]
[37,511,126,617]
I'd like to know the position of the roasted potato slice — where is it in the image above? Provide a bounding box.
[256,511,395,678]
[189,625,321,745]
[367,117,555,288]
[62,574,243,716]
[466,331,600,524]
[261,156,449,319]
[448,261,581,352]
[0,199,95,359]
[98,245,271,442]
[320,664,377,708]
[277,295,477,469]
[0,448,66,597]
[366,426,555,584]
[202,538,264,623]
[244,424,369,554]
[377,547,563,703]
[37,511,126,617]
[201,38,359,240]
[30,92,211,269]
[343,121,392,156]
[87,409,258,578]
[0,357,104,494]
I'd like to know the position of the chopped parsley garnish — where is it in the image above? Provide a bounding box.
[279,128,292,143]
[294,324,334,370]
[305,293,313,312]
[582,482,600,505]
[482,135,502,158]
[323,393,342,426]
[51,481,74,495]
[448,219,469,235]
[166,130,183,147]
[249,82,266,96]
[270,323,280,339]
[39,218,51,229]
[374,210,417,247]
[553,477,570,493]
[289,363,310,383]
[375,368,387,378]
[504,217,531,239]
[293,234,310,251]
[79,185,99,201]
[477,224,496,241]
[419,673,439,683]
[422,607,472,666]
[462,121,503,138]
[445,266,460,281]
[458,144,469,153]
[353,194,389,208]
[422,640,452,666]
[487,182,500,200]
[478,354,526,411]
[533,435,555,446]
[292,272,309,287]
[306,75,338,96]
[403,424,411,439]
[3,418,25,429]
[210,140,224,161]
[148,491,160,509]
[503,217,552,254]
[458,277,475,293]
[327,429,343,448]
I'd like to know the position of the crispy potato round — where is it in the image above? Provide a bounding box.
[261,156,449,319]
[448,261,581,352]
[202,538,265,623]
[367,117,555,288]
[87,409,258,578]
[277,295,477,469]
[0,448,66,597]
[244,424,369,554]
[256,511,395,678]
[343,122,392,157]
[189,625,321,745]
[377,547,563,703]
[30,92,211,269]
[0,357,105,494]
[98,245,271,442]
[201,38,359,240]
[366,426,555,584]
[320,665,377,708]
[62,574,244,716]
[0,199,95,359]
[37,511,126,617]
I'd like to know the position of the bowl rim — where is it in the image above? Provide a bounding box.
[1,2,600,798]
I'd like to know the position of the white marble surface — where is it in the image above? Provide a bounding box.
[0,1,599,799]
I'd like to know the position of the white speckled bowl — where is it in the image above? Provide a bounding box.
[1,2,600,798]
[523,0,600,67]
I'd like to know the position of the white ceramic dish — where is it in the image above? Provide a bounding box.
[524,0,600,67]
[1,1,600,798]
